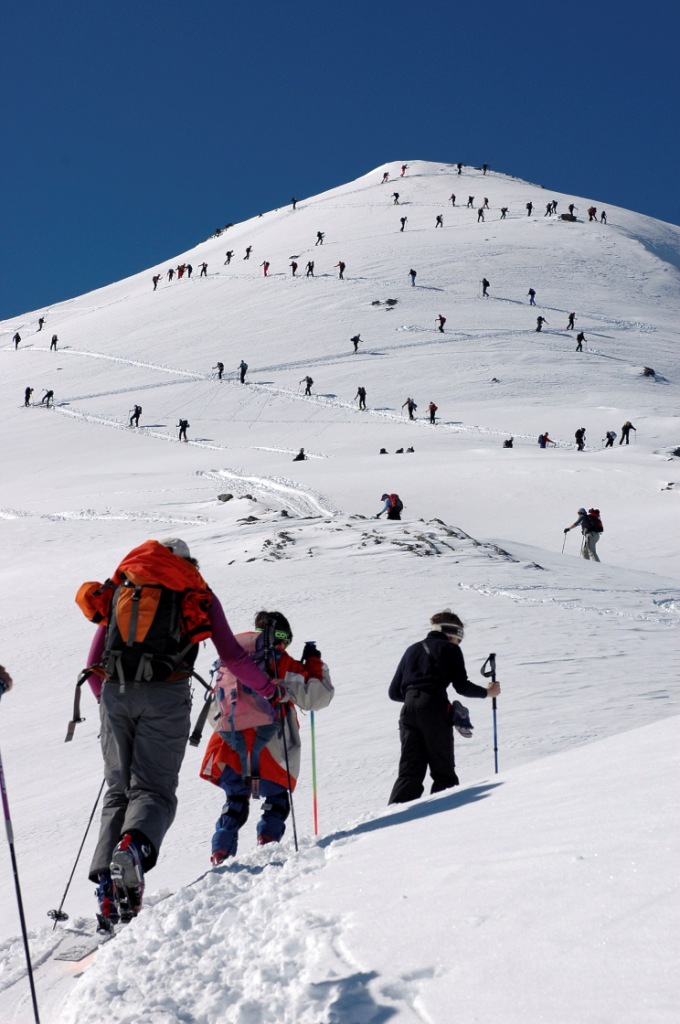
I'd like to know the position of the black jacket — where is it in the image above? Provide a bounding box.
[388,631,488,703]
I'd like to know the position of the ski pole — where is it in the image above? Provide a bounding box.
[47,778,105,928]
[310,710,319,835]
[480,654,499,774]
[265,618,298,853]
[0,683,42,1024]
[561,530,568,554]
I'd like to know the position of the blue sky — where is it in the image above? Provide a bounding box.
[3,0,678,321]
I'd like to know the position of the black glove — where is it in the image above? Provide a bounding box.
[301,642,321,662]
[563,528,569,534]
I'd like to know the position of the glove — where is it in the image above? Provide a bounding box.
[0,666,12,694]
[301,642,321,662]
[563,528,569,534]
[269,683,289,705]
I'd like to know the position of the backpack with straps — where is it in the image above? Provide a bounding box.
[389,493,404,513]
[76,540,213,685]
[585,508,604,533]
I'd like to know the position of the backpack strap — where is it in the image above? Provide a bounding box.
[65,666,102,742]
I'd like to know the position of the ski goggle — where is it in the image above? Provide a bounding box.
[257,628,293,646]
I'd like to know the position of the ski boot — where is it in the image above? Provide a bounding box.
[95,871,120,933]
[110,833,145,922]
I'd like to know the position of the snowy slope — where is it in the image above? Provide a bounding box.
[0,160,679,1023]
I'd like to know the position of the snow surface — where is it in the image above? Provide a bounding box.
[0,160,678,1023]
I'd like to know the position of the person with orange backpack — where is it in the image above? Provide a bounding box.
[199,610,333,863]
[75,538,275,928]
[376,493,404,520]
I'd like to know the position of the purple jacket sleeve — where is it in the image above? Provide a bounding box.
[86,626,107,700]
[210,596,275,697]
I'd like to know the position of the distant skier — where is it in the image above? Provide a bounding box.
[467,196,474,208]
[449,194,456,206]
[41,389,54,407]
[178,419,189,442]
[500,207,508,219]
[409,268,417,286]
[564,507,602,561]
[428,401,438,424]
[528,287,536,305]
[401,164,408,177]
[244,247,252,260]
[129,405,142,428]
[152,274,162,290]
[482,163,488,174]
[400,216,408,232]
[24,387,33,407]
[300,375,314,396]
[435,214,444,228]
[503,437,514,448]
[457,163,463,175]
[290,261,298,276]
[177,264,186,279]
[482,197,489,209]
[544,202,553,217]
[538,431,555,448]
[576,331,586,351]
[566,312,576,330]
[292,448,307,461]
[261,261,270,277]
[604,430,616,448]
[186,264,193,278]
[600,211,607,224]
[239,360,248,383]
[224,251,234,265]
[477,208,485,222]
[575,427,586,452]
[526,202,533,216]
[376,493,403,521]
[587,207,598,221]
[13,332,20,350]
[50,334,58,350]
[551,200,558,214]
[305,261,315,277]
[355,386,367,410]
[402,397,417,420]
[38,317,45,331]
[392,192,400,205]
[436,315,446,333]
[382,171,390,183]
[335,261,346,279]
[315,231,325,246]
[291,197,297,210]
[167,268,175,281]
[620,421,636,445]
[568,204,576,216]
[199,263,208,277]
[213,362,224,380]
[536,316,548,332]
[481,278,490,297]
[351,334,362,353]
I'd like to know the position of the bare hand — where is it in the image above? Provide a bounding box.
[487,681,500,698]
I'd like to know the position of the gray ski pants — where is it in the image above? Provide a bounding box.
[89,679,192,880]
[581,531,601,562]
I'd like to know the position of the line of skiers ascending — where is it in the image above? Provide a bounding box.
[564,507,604,561]
[71,535,501,927]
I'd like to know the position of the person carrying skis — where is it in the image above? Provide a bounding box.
[536,316,548,332]
[387,609,500,804]
[200,610,333,862]
[355,386,367,410]
[129,405,142,427]
[76,539,276,924]
[178,418,189,442]
[239,360,248,383]
[428,401,438,424]
[300,375,313,396]
[376,493,403,520]
[436,315,446,333]
[620,420,636,444]
[564,507,602,561]
[351,334,362,353]
[402,397,417,420]
[24,386,33,407]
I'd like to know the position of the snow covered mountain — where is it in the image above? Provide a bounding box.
[1,160,678,1023]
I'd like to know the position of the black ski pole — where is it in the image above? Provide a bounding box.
[47,778,105,928]
[480,653,499,774]
[562,530,568,554]
[265,618,299,853]
[0,682,42,1024]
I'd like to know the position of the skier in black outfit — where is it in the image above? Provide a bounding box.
[24,387,33,407]
[355,386,367,410]
[13,332,21,350]
[351,334,362,353]
[387,610,500,804]
[178,419,189,442]
[129,405,142,427]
